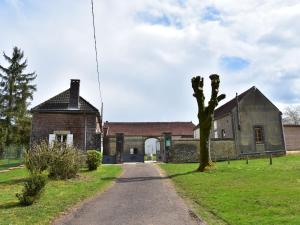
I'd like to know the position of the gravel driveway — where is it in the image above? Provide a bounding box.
[54,163,205,225]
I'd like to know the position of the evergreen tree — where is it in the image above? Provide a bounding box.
[0,47,36,151]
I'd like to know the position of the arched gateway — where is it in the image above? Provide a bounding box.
[144,138,160,161]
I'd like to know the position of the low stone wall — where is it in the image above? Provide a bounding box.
[210,139,236,160]
[170,139,199,163]
[169,138,235,163]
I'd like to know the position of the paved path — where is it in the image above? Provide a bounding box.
[54,163,204,225]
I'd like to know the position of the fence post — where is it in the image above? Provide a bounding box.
[227,150,230,164]
[246,155,249,164]
[269,154,273,165]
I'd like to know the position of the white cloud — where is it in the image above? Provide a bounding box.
[0,0,299,123]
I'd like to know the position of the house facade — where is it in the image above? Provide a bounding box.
[30,79,101,150]
[103,122,195,163]
[194,86,286,156]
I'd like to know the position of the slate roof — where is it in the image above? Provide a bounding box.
[104,122,195,136]
[214,86,255,119]
[31,89,99,114]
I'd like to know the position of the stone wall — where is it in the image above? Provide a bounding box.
[123,136,145,155]
[31,112,98,150]
[169,138,235,163]
[213,114,234,139]
[104,135,237,163]
[210,139,236,160]
[170,139,199,163]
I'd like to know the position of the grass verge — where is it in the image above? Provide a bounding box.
[0,159,23,171]
[0,165,122,225]
[159,155,300,225]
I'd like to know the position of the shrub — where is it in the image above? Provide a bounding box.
[16,174,47,206]
[25,141,50,174]
[26,142,84,179]
[48,144,84,179]
[86,150,102,171]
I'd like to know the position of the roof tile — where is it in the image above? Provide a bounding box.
[104,122,195,136]
[31,89,99,113]
[214,86,255,119]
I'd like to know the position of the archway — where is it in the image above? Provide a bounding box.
[144,138,160,161]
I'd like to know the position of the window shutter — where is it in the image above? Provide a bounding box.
[67,134,73,146]
[49,134,55,147]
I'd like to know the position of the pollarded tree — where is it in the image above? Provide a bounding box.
[191,74,225,172]
[0,47,36,147]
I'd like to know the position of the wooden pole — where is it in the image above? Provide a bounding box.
[227,150,230,164]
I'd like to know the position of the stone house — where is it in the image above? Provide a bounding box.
[30,79,101,150]
[103,122,195,163]
[194,86,286,156]
[283,124,300,151]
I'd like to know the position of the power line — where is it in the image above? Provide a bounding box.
[90,0,103,109]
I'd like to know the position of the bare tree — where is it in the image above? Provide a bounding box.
[192,74,225,172]
[282,106,300,125]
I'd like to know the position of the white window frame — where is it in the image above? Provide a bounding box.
[49,131,73,147]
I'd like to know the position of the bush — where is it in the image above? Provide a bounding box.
[86,150,102,171]
[25,141,50,174]
[26,142,84,179]
[48,143,85,179]
[16,174,47,206]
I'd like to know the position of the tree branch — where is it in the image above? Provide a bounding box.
[191,76,205,117]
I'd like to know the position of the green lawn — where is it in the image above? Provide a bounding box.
[160,155,300,225]
[0,165,122,225]
[0,159,23,171]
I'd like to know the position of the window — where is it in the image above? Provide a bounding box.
[254,126,264,144]
[221,129,226,138]
[130,148,138,154]
[56,134,67,143]
[49,132,73,147]
[213,121,218,138]
[214,121,218,129]
[214,131,218,138]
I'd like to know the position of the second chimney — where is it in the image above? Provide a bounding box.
[69,79,80,109]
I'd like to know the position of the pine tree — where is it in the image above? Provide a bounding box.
[0,47,36,150]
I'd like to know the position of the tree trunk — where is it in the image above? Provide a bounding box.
[198,127,210,171]
[191,74,225,172]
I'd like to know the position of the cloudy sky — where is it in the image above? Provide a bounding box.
[0,0,300,123]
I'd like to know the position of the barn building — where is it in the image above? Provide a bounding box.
[30,79,101,150]
[194,86,286,157]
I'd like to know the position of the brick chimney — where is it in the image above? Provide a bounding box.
[69,79,80,109]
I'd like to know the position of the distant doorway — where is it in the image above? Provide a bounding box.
[144,138,160,161]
